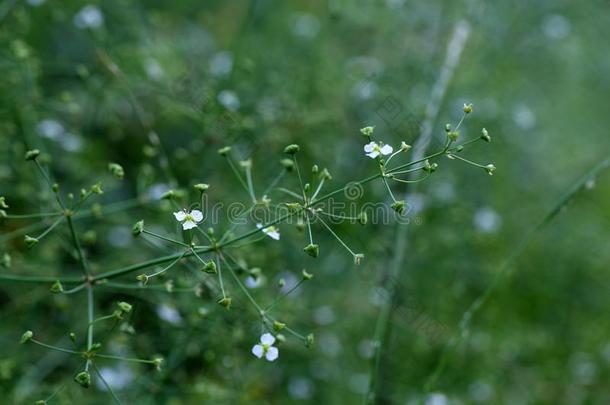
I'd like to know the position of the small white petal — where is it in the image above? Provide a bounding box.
[267,230,280,240]
[363,142,377,153]
[260,333,276,345]
[256,223,263,229]
[265,346,279,361]
[190,210,203,222]
[173,211,187,221]
[252,344,264,358]
[366,151,380,159]
[380,144,393,155]
[182,220,197,230]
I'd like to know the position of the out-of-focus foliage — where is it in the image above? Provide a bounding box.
[1,0,610,404]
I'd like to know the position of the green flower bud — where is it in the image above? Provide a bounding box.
[283,144,300,155]
[132,220,144,236]
[391,200,406,214]
[444,123,451,132]
[152,358,164,371]
[273,321,286,331]
[481,128,491,142]
[136,274,149,284]
[35,400,46,405]
[357,211,368,225]
[25,149,40,161]
[0,209,6,218]
[400,142,412,152]
[354,253,365,265]
[1,253,11,268]
[311,165,319,174]
[278,278,286,288]
[117,301,132,314]
[20,330,33,344]
[302,269,313,280]
[218,146,232,156]
[304,183,310,192]
[165,280,174,293]
[280,159,294,171]
[74,371,91,388]
[319,168,332,180]
[360,126,374,137]
[485,164,496,176]
[239,159,252,168]
[218,297,232,309]
[108,163,125,179]
[463,103,473,114]
[24,235,39,248]
[194,183,210,192]
[201,261,217,274]
[50,280,63,294]
[0,197,8,209]
[303,243,319,258]
[69,332,76,343]
[90,183,103,195]
[305,333,315,348]
[448,131,460,142]
[283,203,300,214]
[52,183,59,193]
[80,188,87,198]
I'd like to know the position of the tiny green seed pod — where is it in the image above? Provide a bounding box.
[74,371,91,389]
[132,220,144,236]
[25,149,40,161]
[283,144,300,154]
[360,126,374,137]
[218,146,232,156]
[303,243,319,258]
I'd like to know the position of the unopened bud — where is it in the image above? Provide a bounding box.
[444,123,451,132]
[283,144,300,155]
[463,103,473,114]
[302,269,313,280]
[201,261,217,274]
[24,235,39,248]
[90,183,103,195]
[485,164,496,176]
[152,358,164,371]
[273,321,286,331]
[50,280,63,294]
[20,330,33,344]
[74,371,91,388]
[194,183,209,192]
[481,128,491,142]
[319,168,332,180]
[354,253,365,265]
[132,220,144,236]
[305,333,315,348]
[0,197,8,209]
[218,146,232,156]
[303,243,319,258]
[218,297,232,309]
[25,149,40,161]
[360,126,374,137]
[239,159,252,168]
[280,159,294,171]
[117,301,132,314]
[136,274,149,284]
[108,163,125,179]
[311,165,319,174]
[448,131,460,142]
[391,200,406,214]
[400,142,411,152]
[160,190,175,200]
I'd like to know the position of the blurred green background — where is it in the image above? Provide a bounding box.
[1,0,610,404]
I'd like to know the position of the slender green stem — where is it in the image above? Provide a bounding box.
[94,354,157,364]
[66,215,91,276]
[216,254,226,298]
[88,313,117,327]
[380,174,398,203]
[314,214,357,257]
[448,153,487,168]
[30,338,83,356]
[225,156,251,197]
[262,169,286,196]
[92,362,123,405]
[310,178,325,201]
[264,278,305,312]
[34,216,64,240]
[147,251,187,279]
[63,283,87,294]
[220,253,261,312]
[390,172,431,184]
[316,210,358,221]
[142,229,190,247]
[4,212,63,219]
[274,187,303,200]
[245,165,257,203]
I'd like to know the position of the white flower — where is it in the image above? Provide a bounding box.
[252,333,279,361]
[173,209,203,230]
[74,5,104,29]
[256,223,280,240]
[364,141,393,159]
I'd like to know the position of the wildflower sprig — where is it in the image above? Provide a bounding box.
[1,102,495,402]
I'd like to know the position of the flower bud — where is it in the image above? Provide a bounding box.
[132,220,144,236]
[280,159,294,171]
[283,144,300,155]
[136,274,149,284]
[357,211,368,225]
[319,168,332,180]
[80,189,87,198]
[1,253,11,268]
[218,146,232,156]
[303,243,319,258]
[35,400,46,405]
[444,123,451,132]
[74,371,91,388]
[52,183,59,193]
[194,183,210,192]
[463,103,473,114]
[201,261,217,274]
[305,333,315,348]
[485,164,496,176]
[24,235,39,248]
[448,131,460,142]
[50,280,63,294]
[400,142,411,152]
[90,183,103,195]
[311,165,319,174]
[69,332,76,343]
[218,297,232,309]
[304,183,310,192]
[285,202,301,213]
[360,126,374,137]
[302,269,313,280]
[108,163,125,179]
[239,159,252,168]
[165,280,174,293]
[25,149,40,161]
[391,201,406,214]
[481,128,491,142]
[278,278,285,288]
[354,253,365,265]
[152,358,164,371]
[117,301,132,314]
[0,197,8,209]
[20,330,33,344]
[273,321,286,331]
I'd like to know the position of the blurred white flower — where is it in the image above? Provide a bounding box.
[210,51,233,77]
[542,14,571,40]
[156,304,182,325]
[74,5,104,30]
[353,80,377,101]
[425,393,449,405]
[364,141,393,159]
[256,223,280,240]
[288,377,313,399]
[252,333,279,361]
[144,58,164,81]
[174,209,203,230]
[95,364,134,391]
[313,306,335,325]
[217,90,240,111]
[473,207,501,234]
[512,104,536,130]
[37,119,64,139]
[291,13,320,39]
